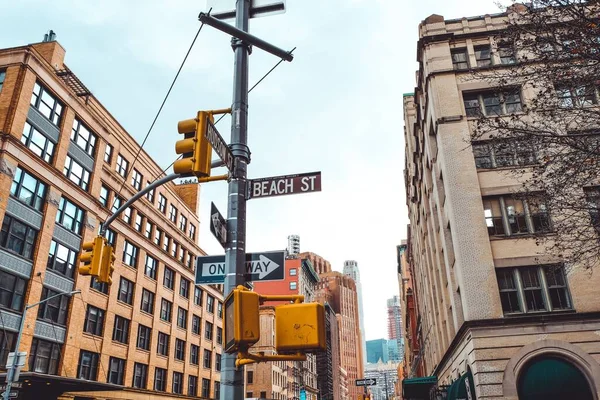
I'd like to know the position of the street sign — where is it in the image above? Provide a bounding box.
[195,251,285,284]
[207,0,286,20]
[210,202,227,248]
[248,171,321,199]
[0,384,21,391]
[355,378,377,386]
[205,118,234,171]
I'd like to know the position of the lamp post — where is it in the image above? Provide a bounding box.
[2,289,81,400]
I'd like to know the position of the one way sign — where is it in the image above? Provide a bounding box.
[195,251,285,284]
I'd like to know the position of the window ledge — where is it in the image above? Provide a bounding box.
[489,232,557,241]
[111,340,128,347]
[503,309,576,318]
[116,300,133,308]
[476,164,538,172]
[466,111,526,121]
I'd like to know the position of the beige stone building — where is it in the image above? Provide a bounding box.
[402,8,600,400]
[0,37,223,399]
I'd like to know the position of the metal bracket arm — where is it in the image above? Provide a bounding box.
[236,351,307,367]
[197,174,230,183]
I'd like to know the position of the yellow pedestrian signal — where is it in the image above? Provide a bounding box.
[99,245,116,285]
[78,236,105,277]
[174,111,213,177]
[275,302,326,352]
[224,286,261,353]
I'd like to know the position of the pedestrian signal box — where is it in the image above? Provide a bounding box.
[224,286,261,353]
[275,302,326,352]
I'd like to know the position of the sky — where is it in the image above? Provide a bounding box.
[2,0,500,341]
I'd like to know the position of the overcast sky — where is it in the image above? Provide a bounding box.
[3,0,500,341]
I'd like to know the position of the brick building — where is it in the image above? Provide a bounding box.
[0,38,223,399]
[402,7,600,399]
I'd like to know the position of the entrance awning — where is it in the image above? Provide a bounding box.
[402,376,437,399]
[446,369,476,400]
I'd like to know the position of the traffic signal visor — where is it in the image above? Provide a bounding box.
[224,287,260,353]
[78,236,104,277]
[275,302,326,353]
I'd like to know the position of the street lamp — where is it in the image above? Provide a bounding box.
[2,289,81,400]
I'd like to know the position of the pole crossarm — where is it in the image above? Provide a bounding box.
[236,351,307,366]
[197,174,229,183]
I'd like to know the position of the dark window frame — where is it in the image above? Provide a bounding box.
[10,167,47,211]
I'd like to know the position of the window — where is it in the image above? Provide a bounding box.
[154,367,167,391]
[117,277,134,305]
[131,168,142,190]
[21,122,55,163]
[189,224,196,241]
[134,213,143,232]
[217,327,223,345]
[194,287,203,306]
[158,194,167,213]
[29,338,61,375]
[163,267,175,290]
[140,289,155,315]
[483,195,552,237]
[137,324,152,350]
[206,294,215,313]
[0,215,38,259]
[556,85,597,108]
[215,381,221,398]
[104,228,117,246]
[30,82,63,125]
[111,195,122,213]
[123,207,132,224]
[173,371,184,394]
[217,301,223,318]
[177,307,188,329]
[90,277,109,295]
[188,375,198,396]
[160,298,172,322]
[289,268,297,276]
[203,349,212,369]
[498,42,516,64]
[186,252,193,269]
[122,240,139,267]
[192,315,201,335]
[112,315,130,344]
[10,167,47,211]
[474,44,492,67]
[175,339,185,361]
[171,241,178,258]
[205,321,213,341]
[145,220,153,239]
[104,143,113,164]
[216,353,222,371]
[163,235,171,253]
[463,90,522,117]
[261,391,267,398]
[178,246,185,263]
[496,265,571,314]
[472,140,537,169]
[37,287,69,326]
[0,270,26,312]
[77,350,99,381]
[0,70,5,92]
[585,187,600,233]
[99,185,109,207]
[132,362,148,389]
[144,255,157,279]
[71,119,97,157]
[157,332,170,356]
[56,197,85,235]
[451,48,469,70]
[180,278,190,298]
[108,357,125,385]
[290,281,297,290]
[190,344,200,365]
[145,181,155,203]
[116,154,129,178]
[202,378,210,398]
[154,228,162,246]
[169,204,178,223]
[247,370,254,384]
[179,215,187,232]
[84,305,105,336]
[47,240,77,278]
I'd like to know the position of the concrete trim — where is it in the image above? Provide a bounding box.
[502,339,600,399]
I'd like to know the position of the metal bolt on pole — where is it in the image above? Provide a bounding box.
[221,0,251,399]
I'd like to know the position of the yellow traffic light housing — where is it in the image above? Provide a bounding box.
[78,236,105,277]
[275,302,326,352]
[224,286,261,353]
[99,245,116,285]
[173,111,213,177]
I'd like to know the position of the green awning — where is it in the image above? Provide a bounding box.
[402,376,437,399]
[446,369,476,400]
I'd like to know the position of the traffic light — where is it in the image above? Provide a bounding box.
[224,286,261,353]
[99,245,116,285]
[174,111,213,177]
[78,236,105,277]
[275,302,326,352]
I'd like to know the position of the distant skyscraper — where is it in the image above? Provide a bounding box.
[287,234,300,256]
[387,296,403,359]
[366,339,401,364]
[344,260,367,369]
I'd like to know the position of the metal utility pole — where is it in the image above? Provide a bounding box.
[221,0,251,398]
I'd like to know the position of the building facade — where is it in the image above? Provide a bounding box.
[402,7,600,399]
[343,260,367,369]
[0,39,224,399]
[386,296,403,360]
[363,360,400,400]
[315,302,340,400]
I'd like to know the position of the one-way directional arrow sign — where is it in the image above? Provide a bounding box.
[195,251,285,284]
[210,202,227,248]
[355,378,376,387]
